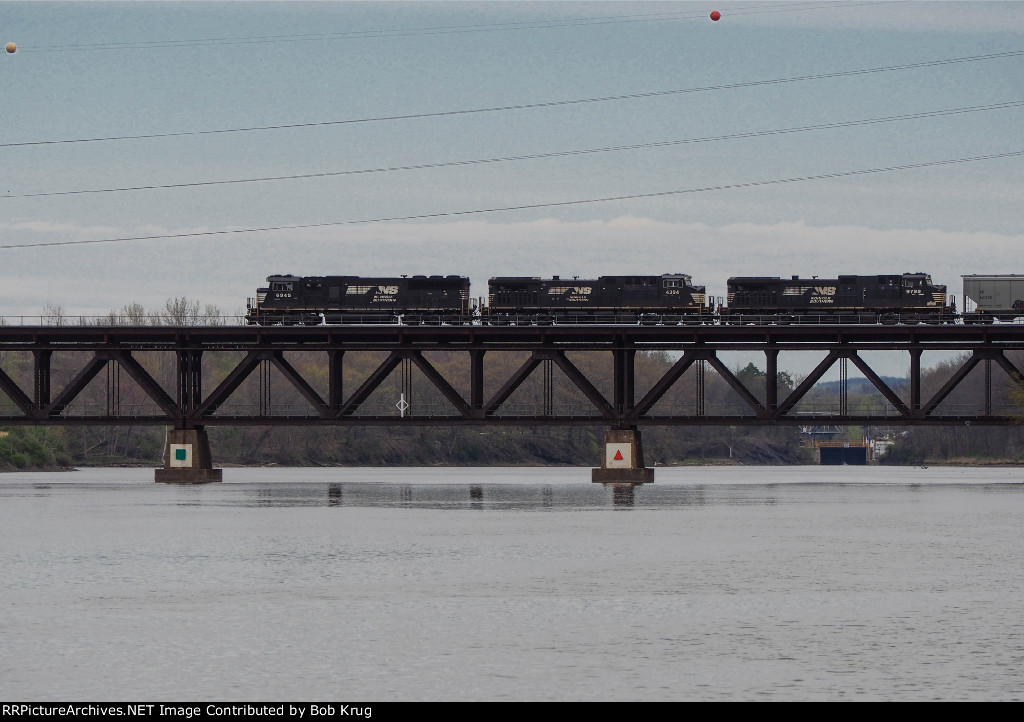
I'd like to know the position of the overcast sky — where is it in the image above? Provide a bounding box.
[2,1,1022,375]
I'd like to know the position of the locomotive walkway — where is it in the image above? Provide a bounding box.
[0,323,1021,481]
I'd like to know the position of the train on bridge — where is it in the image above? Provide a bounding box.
[244,272,1023,327]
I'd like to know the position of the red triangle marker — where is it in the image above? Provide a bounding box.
[614,450,624,460]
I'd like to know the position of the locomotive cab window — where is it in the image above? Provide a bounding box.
[271,282,294,292]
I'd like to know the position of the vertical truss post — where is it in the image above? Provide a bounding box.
[402,356,414,416]
[106,361,120,417]
[985,357,993,416]
[613,347,636,418]
[259,358,271,416]
[839,356,849,416]
[695,359,705,417]
[765,348,779,413]
[909,348,922,418]
[470,349,485,418]
[328,349,344,410]
[542,358,553,417]
[33,349,52,411]
[177,350,203,424]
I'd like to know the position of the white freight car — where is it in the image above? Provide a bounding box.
[962,275,1024,322]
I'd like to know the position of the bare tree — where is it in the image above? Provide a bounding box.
[154,297,200,326]
[41,303,66,326]
[203,303,224,326]
[121,303,147,325]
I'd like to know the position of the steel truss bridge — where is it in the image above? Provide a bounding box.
[0,324,1021,429]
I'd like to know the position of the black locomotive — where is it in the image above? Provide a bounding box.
[245,271,955,325]
[486,274,709,324]
[723,273,953,324]
[246,274,472,325]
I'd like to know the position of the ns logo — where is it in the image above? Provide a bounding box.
[377,285,399,295]
[813,286,837,296]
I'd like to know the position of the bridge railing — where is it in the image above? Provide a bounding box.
[2,313,1022,327]
[0,315,250,327]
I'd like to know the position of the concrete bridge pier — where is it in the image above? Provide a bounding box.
[591,427,654,485]
[154,427,223,484]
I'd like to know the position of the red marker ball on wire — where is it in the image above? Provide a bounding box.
[710,11,721,21]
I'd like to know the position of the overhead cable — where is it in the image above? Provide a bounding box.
[5,101,1022,199]
[4,49,1021,149]
[2,149,1020,250]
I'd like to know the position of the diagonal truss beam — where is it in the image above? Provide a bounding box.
[992,352,1024,387]
[549,351,615,420]
[108,351,179,418]
[775,350,842,418]
[921,349,1024,416]
[45,356,109,416]
[922,352,983,415]
[409,351,471,418]
[0,365,34,416]
[483,354,544,416]
[193,350,264,417]
[268,351,329,417]
[705,353,766,417]
[625,351,699,421]
[846,351,911,417]
[338,351,404,417]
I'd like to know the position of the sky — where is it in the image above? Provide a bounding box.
[1,0,1022,378]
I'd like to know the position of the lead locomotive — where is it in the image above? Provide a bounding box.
[723,273,952,324]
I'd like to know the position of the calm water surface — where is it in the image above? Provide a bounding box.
[2,465,1023,701]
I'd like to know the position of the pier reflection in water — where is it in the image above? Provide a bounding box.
[236,479,723,509]
[4,466,1024,701]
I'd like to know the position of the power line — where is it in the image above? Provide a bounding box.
[4,49,1021,149]
[17,2,880,52]
[6,101,1022,199]
[2,149,1020,250]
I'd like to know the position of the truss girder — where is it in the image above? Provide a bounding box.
[0,325,1020,426]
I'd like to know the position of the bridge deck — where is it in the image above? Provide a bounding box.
[1,323,1023,349]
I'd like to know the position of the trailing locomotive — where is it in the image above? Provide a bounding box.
[246,274,471,325]
[486,274,709,325]
[722,273,953,324]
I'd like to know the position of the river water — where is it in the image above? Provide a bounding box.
[2,465,1023,701]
